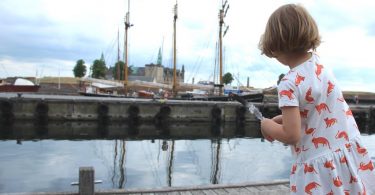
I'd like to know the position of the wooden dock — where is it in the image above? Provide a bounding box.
[95,180,290,195]
[3,180,290,195]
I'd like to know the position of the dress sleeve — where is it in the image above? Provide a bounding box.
[278,79,299,108]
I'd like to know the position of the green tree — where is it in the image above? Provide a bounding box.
[223,72,234,85]
[73,59,86,78]
[91,55,107,78]
[113,61,125,80]
[112,62,135,80]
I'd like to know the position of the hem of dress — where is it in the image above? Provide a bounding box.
[294,135,361,164]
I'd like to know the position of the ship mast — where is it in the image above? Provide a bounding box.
[117,28,120,80]
[124,0,133,96]
[218,0,229,95]
[172,1,178,97]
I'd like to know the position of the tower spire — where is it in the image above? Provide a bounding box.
[157,47,162,65]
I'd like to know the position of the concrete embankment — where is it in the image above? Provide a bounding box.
[0,93,259,123]
[0,93,374,134]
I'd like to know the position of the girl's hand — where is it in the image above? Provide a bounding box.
[261,118,275,142]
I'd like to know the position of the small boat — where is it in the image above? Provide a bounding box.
[0,78,40,92]
[138,90,155,98]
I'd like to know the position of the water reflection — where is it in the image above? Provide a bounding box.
[210,139,221,184]
[0,122,374,193]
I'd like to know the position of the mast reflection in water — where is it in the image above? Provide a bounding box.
[0,121,374,193]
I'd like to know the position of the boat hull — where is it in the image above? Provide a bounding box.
[0,85,40,92]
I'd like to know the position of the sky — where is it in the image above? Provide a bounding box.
[1,0,375,92]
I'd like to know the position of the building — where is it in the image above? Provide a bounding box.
[108,63,185,84]
[143,63,184,84]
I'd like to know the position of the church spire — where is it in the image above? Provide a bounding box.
[157,47,162,65]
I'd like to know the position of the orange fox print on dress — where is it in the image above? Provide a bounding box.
[295,73,305,86]
[279,89,295,100]
[315,103,331,115]
[315,63,324,81]
[305,87,315,104]
[278,54,375,194]
[327,80,335,96]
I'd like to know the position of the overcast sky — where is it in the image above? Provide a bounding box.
[1,0,375,92]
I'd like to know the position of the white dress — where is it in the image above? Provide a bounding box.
[278,53,375,195]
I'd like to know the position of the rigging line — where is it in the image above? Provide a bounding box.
[232,73,245,88]
[225,47,240,86]
[186,55,202,84]
[185,54,200,83]
[186,36,213,83]
[1,64,9,77]
[187,46,203,82]
[102,34,118,67]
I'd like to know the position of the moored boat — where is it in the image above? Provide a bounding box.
[0,78,40,92]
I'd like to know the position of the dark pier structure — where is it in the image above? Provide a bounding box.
[0,93,375,136]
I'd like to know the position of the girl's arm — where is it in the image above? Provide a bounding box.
[272,115,283,124]
[261,106,301,145]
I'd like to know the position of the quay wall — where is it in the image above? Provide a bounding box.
[0,93,374,134]
[0,93,258,123]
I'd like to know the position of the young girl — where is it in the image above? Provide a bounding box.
[259,4,375,195]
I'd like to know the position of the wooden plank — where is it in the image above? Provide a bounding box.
[277,184,290,190]
[262,184,285,190]
[179,191,193,195]
[224,187,242,194]
[202,189,218,195]
[211,188,228,195]
[225,187,251,194]
[168,192,181,195]
[259,190,289,195]
[157,192,179,195]
[187,190,205,195]
[245,187,260,193]
[255,185,269,191]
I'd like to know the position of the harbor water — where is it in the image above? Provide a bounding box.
[0,123,374,193]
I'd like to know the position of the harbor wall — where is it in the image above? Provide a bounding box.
[0,94,257,123]
[0,93,374,134]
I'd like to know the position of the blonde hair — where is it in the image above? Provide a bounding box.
[259,4,321,57]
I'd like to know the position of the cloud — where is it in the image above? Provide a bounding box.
[0,0,375,92]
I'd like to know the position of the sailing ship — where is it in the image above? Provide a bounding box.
[80,0,263,102]
[177,0,263,102]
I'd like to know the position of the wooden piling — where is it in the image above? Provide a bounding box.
[79,167,94,195]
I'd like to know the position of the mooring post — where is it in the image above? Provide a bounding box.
[79,167,94,195]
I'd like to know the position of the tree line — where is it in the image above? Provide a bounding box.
[73,54,234,85]
[72,53,131,80]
